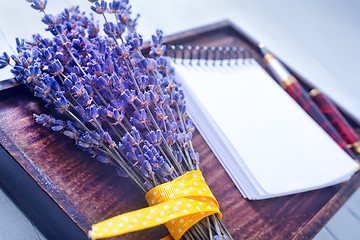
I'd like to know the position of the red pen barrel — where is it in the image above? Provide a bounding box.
[260,47,356,158]
[310,89,360,154]
[283,81,355,157]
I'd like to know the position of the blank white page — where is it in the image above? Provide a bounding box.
[174,58,358,197]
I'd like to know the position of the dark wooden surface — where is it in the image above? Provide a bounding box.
[1,20,360,240]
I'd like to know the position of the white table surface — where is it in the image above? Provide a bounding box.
[1,0,360,239]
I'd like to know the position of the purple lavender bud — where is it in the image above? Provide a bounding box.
[49,76,61,92]
[164,131,178,145]
[111,109,125,124]
[185,132,192,142]
[95,76,108,89]
[0,60,8,69]
[41,48,52,61]
[64,78,74,89]
[103,22,116,36]
[154,168,170,176]
[127,39,141,52]
[91,131,101,142]
[63,130,77,139]
[149,45,166,58]
[97,155,111,164]
[119,141,133,153]
[84,84,94,96]
[136,58,148,70]
[10,65,24,76]
[146,130,162,146]
[139,167,149,178]
[54,93,69,113]
[78,141,91,149]
[189,149,199,165]
[82,132,100,146]
[151,29,164,45]
[54,34,68,46]
[50,24,64,36]
[91,0,107,14]
[148,90,160,103]
[157,57,170,72]
[107,1,119,13]
[129,117,142,130]
[103,131,116,147]
[113,45,123,57]
[34,86,47,98]
[115,23,126,38]
[137,91,151,106]
[121,89,136,104]
[41,14,56,25]
[77,88,91,106]
[143,160,152,173]
[92,62,102,75]
[85,104,99,121]
[159,160,173,174]
[30,0,47,11]
[72,38,84,51]
[15,38,24,49]
[51,125,64,132]
[177,132,186,145]
[130,126,142,145]
[33,114,46,125]
[55,52,65,62]
[48,59,63,76]
[126,152,138,162]
[143,142,157,161]
[159,94,171,107]
[170,91,181,104]
[74,107,84,117]
[0,52,10,69]
[155,107,167,121]
[214,236,229,240]
[174,150,182,164]
[110,99,127,111]
[165,121,177,133]
[123,132,135,145]
[179,103,186,114]
[185,120,195,133]
[88,23,99,38]
[24,65,41,82]
[149,76,157,85]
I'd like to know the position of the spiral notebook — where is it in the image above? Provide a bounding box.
[169,46,358,200]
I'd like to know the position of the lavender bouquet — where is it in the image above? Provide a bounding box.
[1,0,233,239]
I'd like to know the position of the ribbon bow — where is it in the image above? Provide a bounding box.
[88,170,221,240]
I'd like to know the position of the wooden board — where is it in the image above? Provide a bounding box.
[1,20,359,240]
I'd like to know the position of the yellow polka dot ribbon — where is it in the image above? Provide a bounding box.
[88,170,221,240]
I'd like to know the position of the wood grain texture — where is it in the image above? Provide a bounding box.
[0,21,359,240]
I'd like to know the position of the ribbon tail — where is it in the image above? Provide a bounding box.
[160,236,174,240]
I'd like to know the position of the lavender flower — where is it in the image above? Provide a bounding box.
[0,52,10,69]
[29,0,47,12]
[91,0,107,14]
[41,14,56,25]
[6,1,232,239]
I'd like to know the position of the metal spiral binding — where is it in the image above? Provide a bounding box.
[165,44,252,65]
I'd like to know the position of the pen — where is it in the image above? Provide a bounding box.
[259,43,355,158]
[310,88,360,154]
